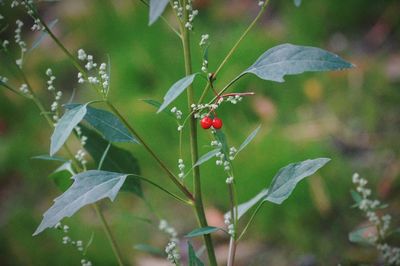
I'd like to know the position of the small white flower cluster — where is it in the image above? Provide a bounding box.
[99,63,109,93]
[2,40,9,49]
[31,18,43,32]
[74,126,88,166]
[225,95,243,105]
[45,68,64,123]
[212,140,234,172]
[352,173,400,265]
[201,59,208,73]
[77,49,109,94]
[191,103,220,119]
[0,76,8,83]
[80,259,92,266]
[170,107,183,120]
[177,159,185,179]
[224,214,235,236]
[258,1,265,7]
[229,147,237,161]
[55,222,92,265]
[199,34,209,47]
[172,1,183,18]
[19,83,29,94]
[225,176,234,184]
[377,244,400,265]
[11,1,20,8]
[159,219,180,265]
[15,20,27,68]
[0,14,3,20]
[184,0,198,30]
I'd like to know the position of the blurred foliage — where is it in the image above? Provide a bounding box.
[0,0,399,265]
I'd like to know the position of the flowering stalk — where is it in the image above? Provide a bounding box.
[198,0,270,104]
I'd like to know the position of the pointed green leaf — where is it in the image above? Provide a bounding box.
[265,158,331,204]
[194,149,220,167]
[84,106,139,143]
[149,0,169,25]
[29,19,58,52]
[242,44,354,83]
[236,125,261,155]
[188,242,205,266]
[66,104,139,144]
[33,170,128,236]
[157,74,197,113]
[185,226,220,238]
[230,158,330,220]
[80,126,142,197]
[50,104,87,155]
[133,244,164,256]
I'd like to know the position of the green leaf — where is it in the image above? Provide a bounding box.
[149,0,169,25]
[157,74,197,113]
[194,149,220,167]
[32,155,68,162]
[185,226,220,238]
[188,242,205,266]
[294,0,302,7]
[66,104,139,144]
[349,226,375,246]
[81,126,143,197]
[133,244,163,256]
[33,170,128,236]
[236,125,261,155]
[29,19,58,52]
[50,104,87,155]
[242,44,354,83]
[265,158,330,204]
[48,161,74,191]
[142,99,176,118]
[231,158,330,220]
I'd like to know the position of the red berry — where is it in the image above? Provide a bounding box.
[212,117,223,129]
[200,116,213,129]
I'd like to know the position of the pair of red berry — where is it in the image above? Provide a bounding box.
[200,116,223,129]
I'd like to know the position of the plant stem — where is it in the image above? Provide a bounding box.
[105,101,194,202]
[238,201,265,241]
[227,180,237,266]
[227,237,237,266]
[179,2,218,265]
[94,204,125,266]
[198,0,270,104]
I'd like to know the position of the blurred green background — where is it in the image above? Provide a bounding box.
[1,0,399,265]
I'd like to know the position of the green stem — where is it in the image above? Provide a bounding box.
[105,101,194,201]
[179,2,218,265]
[94,204,125,266]
[238,201,265,241]
[130,174,193,206]
[198,1,270,104]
